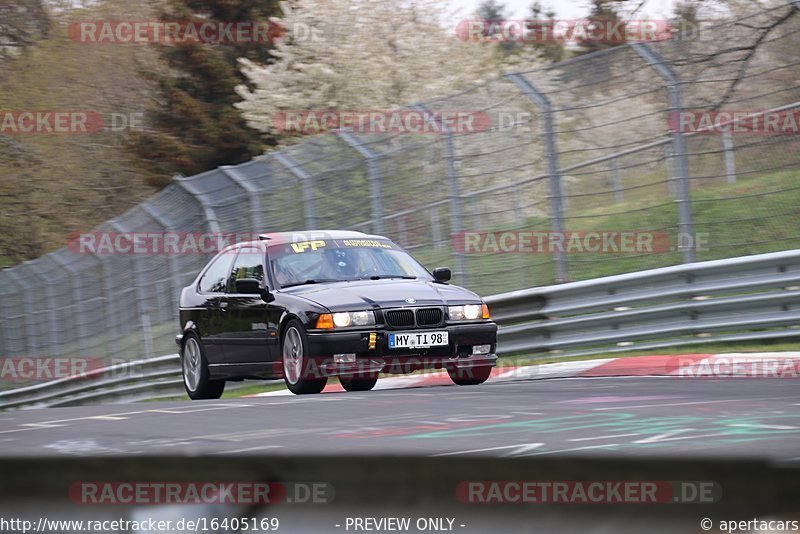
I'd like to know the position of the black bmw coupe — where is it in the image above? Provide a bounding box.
[176,231,497,397]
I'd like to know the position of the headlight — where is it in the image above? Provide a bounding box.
[317,310,376,329]
[332,312,352,327]
[448,304,483,321]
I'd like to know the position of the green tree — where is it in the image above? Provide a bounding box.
[132,0,280,187]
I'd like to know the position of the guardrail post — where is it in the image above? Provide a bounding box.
[506,73,569,282]
[220,166,264,231]
[272,152,318,230]
[336,130,385,235]
[633,43,696,264]
[111,220,154,359]
[722,131,737,184]
[412,104,468,286]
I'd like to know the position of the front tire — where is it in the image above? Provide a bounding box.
[181,334,225,400]
[448,366,492,386]
[282,319,327,394]
[339,373,379,392]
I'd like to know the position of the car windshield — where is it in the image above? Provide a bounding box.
[268,238,432,287]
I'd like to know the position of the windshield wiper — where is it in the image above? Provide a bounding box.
[280,279,341,288]
[367,275,418,280]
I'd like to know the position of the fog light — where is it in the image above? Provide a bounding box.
[334,353,356,363]
[472,344,491,355]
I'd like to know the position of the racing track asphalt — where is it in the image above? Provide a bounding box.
[0,376,799,461]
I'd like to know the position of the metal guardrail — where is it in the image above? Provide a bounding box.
[488,249,800,356]
[2,249,799,409]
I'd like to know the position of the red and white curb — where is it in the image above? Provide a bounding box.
[242,352,800,397]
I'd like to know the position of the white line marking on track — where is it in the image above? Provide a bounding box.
[728,423,798,430]
[569,433,641,442]
[149,403,251,413]
[634,429,696,444]
[434,443,544,457]
[214,445,283,455]
[523,443,621,456]
[594,400,741,411]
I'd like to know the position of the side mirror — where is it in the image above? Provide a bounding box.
[235,278,261,294]
[236,278,275,302]
[235,278,274,302]
[432,267,451,283]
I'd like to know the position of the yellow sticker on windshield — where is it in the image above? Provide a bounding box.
[291,240,326,253]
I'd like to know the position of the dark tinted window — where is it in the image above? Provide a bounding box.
[198,253,233,293]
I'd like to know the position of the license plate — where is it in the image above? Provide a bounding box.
[388,331,449,349]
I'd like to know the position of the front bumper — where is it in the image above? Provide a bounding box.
[307,322,498,377]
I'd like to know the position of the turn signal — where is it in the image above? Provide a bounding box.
[316,313,334,329]
[481,303,491,319]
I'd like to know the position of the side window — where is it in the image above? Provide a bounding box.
[229,248,265,292]
[198,254,233,293]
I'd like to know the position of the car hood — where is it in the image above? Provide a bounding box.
[281,279,481,311]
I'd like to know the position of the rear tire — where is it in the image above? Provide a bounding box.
[181,334,225,400]
[282,319,327,394]
[339,374,379,392]
[448,366,492,386]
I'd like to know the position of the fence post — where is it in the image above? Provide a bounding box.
[3,268,37,355]
[51,252,89,356]
[633,43,696,264]
[174,175,222,235]
[412,104,468,286]
[272,152,318,230]
[25,261,60,356]
[220,166,264,231]
[336,130,385,235]
[111,220,154,359]
[77,249,119,363]
[141,201,183,321]
[722,131,737,184]
[506,73,569,282]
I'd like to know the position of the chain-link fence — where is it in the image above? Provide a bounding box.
[1,2,799,381]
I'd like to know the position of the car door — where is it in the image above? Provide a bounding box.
[223,246,281,367]
[195,251,235,364]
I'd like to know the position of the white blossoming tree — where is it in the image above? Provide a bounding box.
[235,0,541,134]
